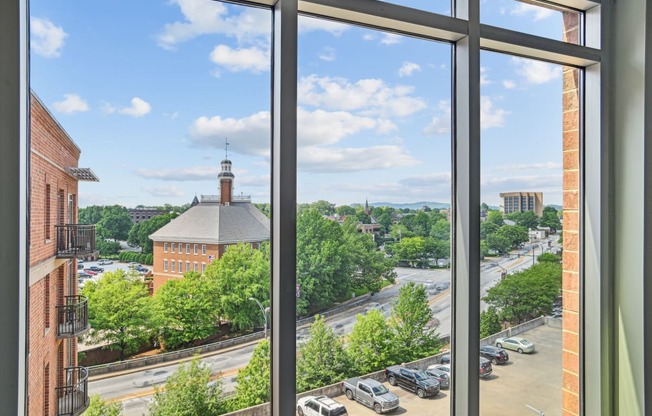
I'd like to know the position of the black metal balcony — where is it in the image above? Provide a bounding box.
[56,296,89,339]
[55,224,96,258]
[56,366,89,416]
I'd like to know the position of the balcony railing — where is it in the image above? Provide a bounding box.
[56,295,89,338]
[55,224,96,258]
[56,366,89,416]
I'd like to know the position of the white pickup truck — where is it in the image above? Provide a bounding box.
[341,377,399,414]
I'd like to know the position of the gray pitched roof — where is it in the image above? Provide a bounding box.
[149,201,270,244]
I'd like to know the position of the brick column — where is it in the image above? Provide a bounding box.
[561,11,580,416]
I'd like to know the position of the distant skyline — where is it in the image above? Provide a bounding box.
[31,0,567,208]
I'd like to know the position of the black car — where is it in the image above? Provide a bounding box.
[88,266,104,272]
[424,368,450,389]
[480,345,509,365]
[479,357,493,378]
[385,365,440,398]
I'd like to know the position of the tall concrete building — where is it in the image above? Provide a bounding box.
[499,191,544,217]
[149,157,269,292]
[28,94,98,416]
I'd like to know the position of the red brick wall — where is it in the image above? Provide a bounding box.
[561,12,581,416]
[28,94,82,416]
[151,241,222,292]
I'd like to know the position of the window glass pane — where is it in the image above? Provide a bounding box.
[296,15,452,414]
[481,0,581,45]
[29,1,271,415]
[478,50,578,414]
[368,0,451,15]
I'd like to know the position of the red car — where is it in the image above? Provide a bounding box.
[83,269,98,275]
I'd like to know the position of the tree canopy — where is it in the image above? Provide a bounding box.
[232,340,270,409]
[82,270,153,360]
[127,212,177,254]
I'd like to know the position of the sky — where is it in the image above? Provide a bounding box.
[30,0,571,208]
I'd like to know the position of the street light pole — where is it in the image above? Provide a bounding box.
[248,297,268,339]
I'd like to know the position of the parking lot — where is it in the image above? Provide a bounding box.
[332,324,562,416]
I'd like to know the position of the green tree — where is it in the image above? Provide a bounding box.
[296,209,351,315]
[486,210,505,227]
[346,310,398,374]
[335,205,356,216]
[389,282,440,361]
[97,239,121,256]
[483,262,562,323]
[96,205,133,241]
[153,272,220,350]
[296,315,350,392]
[84,395,122,416]
[539,206,562,231]
[392,236,426,261]
[82,270,152,360]
[342,221,396,294]
[429,219,450,241]
[205,243,270,331]
[537,253,561,263]
[376,213,393,234]
[309,200,336,216]
[149,357,226,416]
[516,210,539,230]
[486,233,511,254]
[233,340,270,409]
[497,225,529,249]
[127,213,177,254]
[389,224,413,240]
[78,205,104,225]
[480,307,502,338]
[480,221,500,240]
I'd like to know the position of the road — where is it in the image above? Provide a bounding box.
[89,236,560,415]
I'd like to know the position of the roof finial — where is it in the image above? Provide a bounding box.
[225,137,229,159]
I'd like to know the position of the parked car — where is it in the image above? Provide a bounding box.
[133,370,169,387]
[98,259,113,265]
[83,269,97,276]
[88,266,104,272]
[78,272,91,279]
[385,365,440,398]
[77,264,84,270]
[423,367,450,389]
[297,395,348,416]
[479,357,493,378]
[495,336,535,354]
[342,377,399,414]
[427,363,451,380]
[136,265,149,273]
[480,345,510,365]
[439,353,451,364]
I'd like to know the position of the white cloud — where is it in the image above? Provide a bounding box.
[333,172,451,202]
[298,75,427,117]
[481,96,509,129]
[480,66,492,85]
[297,108,394,146]
[423,100,452,136]
[512,57,561,84]
[494,162,562,172]
[398,62,421,78]
[52,94,89,114]
[299,145,419,173]
[31,17,68,58]
[156,0,269,49]
[142,185,185,198]
[210,45,269,73]
[164,111,179,120]
[511,3,555,21]
[381,33,402,45]
[362,34,375,41]
[119,97,152,117]
[189,111,270,156]
[318,47,336,62]
[481,174,562,192]
[424,97,508,133]
[136,166,220,181]
[299,16,349,36]
[502,80,517,89]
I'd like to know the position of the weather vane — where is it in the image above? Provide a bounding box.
[225,137,229,159]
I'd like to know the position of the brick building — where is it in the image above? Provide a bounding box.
[127,207,168,223]
[28,94,98,416]
[149,157,269,292]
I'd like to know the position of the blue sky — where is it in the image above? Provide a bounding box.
[30,0,570,208]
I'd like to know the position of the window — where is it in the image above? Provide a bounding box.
[171,243,175,253]
[194,244,198,255]
[44,184,50,241]
[201,263,206,273]
[193,262,198,272]
[178,260,182,274]
[171,261,175,273]
[44,274,50,330]
[186,261,190,273]
[186,243,190,254]
[164,242,168,253]
[202,245,206,255]
[163,260,168,272]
